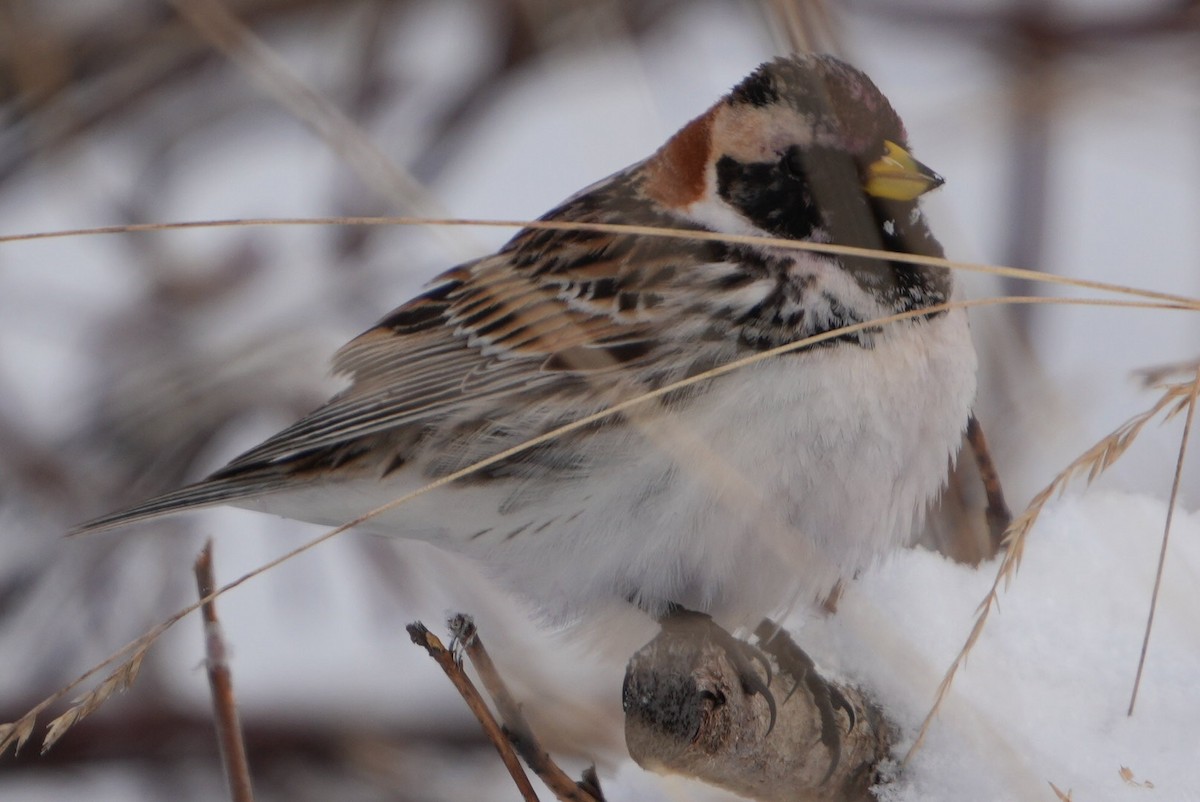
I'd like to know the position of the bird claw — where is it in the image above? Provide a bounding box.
[755,620,850,784]
[658,606,778,735]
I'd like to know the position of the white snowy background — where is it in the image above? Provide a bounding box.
[1,1,1198,800]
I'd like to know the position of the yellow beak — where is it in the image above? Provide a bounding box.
[863,140,943,201]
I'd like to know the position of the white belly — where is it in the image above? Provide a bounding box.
[248,310,977,627]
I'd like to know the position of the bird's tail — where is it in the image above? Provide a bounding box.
[69,468,296,535]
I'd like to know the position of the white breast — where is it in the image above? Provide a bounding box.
[522,308,977,624]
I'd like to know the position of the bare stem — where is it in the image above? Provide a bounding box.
[449,614,603,802]
[194,541,255,802]
[406,622,540,802]
[966,414,1013,555]
[624,618,889,802]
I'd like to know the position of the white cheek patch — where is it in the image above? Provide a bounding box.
[683,190,764,239]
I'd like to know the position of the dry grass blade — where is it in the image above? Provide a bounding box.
[39,709,80,755]
[41,643,148,753]
[906,378,1200,762]
[769,0,814,53]
[1128,367,1200,715]
[0,714,37,757]
[765,0,842,56]
[1118,766,1154,788]
[2,216,1199,311]
[0,603,180,757]
[1048,781,1074,801]
[1137,357,1200,386]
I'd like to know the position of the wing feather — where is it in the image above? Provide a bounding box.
[72,175,741,535]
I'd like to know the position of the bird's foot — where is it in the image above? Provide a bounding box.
[755,620,854,783]
[658,605,777,734]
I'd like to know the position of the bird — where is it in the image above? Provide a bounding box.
[75,54,976,649]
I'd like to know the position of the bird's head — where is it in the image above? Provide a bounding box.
[645,54,943,248]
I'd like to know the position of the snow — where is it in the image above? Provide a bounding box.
[811,491,1200,801]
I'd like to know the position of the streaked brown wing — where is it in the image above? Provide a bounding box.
[71,192,732,535]
[219,239,673,471]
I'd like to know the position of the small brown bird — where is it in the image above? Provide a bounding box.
[77,55,976,644]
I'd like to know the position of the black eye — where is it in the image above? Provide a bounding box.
[782,145,805,180]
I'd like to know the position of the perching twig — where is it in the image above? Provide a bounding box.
[965,414,1013,554]
[1129,366,1200,715]
[623,618,890,802]
[448,614,604,802]
[406,622,540,802]
[194,540,255,802]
